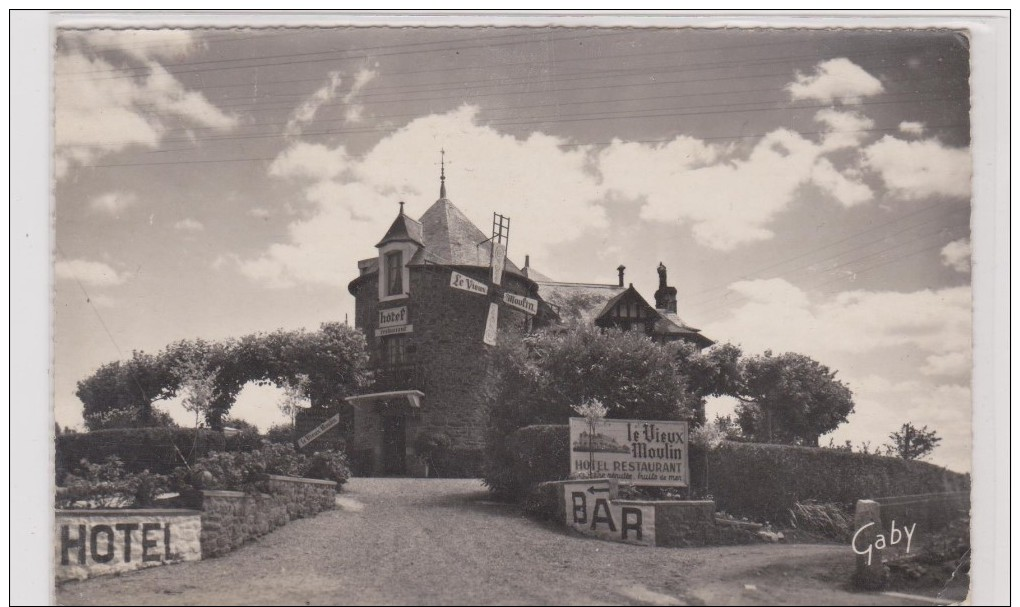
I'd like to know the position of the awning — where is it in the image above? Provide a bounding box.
[345,389,424,409]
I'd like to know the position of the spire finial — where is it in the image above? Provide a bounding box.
[439,148,447,199]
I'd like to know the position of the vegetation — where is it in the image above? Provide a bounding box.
[76,322,370,430]
[56,456,169,509]
[174,443,350,493]
[885,422,942,461]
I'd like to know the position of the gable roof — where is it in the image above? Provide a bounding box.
[534,280,627,324]
[594,284,659,320]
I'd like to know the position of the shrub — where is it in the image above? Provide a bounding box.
[176,443,351,494]
[427,447,485,479]
[263,424,295,445]
[55,427,226,483]
[304,450,352,489]
[56,457,169,509]
[496,424,970,526]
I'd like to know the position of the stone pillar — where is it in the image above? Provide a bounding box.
[852,499,887,590]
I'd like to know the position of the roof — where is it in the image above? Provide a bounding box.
[534,280,626,323]
[653,310,715,348]
[376,213,424,248]
[407,198,523,276]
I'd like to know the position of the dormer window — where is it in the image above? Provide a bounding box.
[385,251,404,296]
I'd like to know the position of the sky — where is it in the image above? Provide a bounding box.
[52,26,974,471]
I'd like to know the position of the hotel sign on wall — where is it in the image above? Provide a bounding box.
[568,417,689,487]
[375,306,412,337]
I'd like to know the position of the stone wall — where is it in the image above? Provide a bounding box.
[55,509,202,582]
[186,475,336,558]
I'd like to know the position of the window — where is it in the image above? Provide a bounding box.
[385,251,403,296]
[381,335,411,366]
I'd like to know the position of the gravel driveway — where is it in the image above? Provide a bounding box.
[56,478,941,606]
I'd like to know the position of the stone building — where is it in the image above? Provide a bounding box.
[343,171,712,476]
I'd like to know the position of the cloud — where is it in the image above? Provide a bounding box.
[269,142,351,181]
[863,136,972,200]
[899,121,926,136]
[55,259,126,286]
[601,109,872,249]
[342,67,378,124]
[174,218,204,231]
[787,58,884,104]
[241,105,609,287]
[941,238,971,272]
[90,191,137,215]
[921,351,972,378]
[54,34,238,178]
[285,71,343,137]
[62,29,200,61]
[249,208,272,220]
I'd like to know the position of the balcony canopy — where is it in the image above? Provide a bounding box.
[344,390,424,409]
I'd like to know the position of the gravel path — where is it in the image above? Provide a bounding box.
[56,478,937,606]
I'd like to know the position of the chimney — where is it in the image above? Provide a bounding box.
[654,262,678,313]
[525,254,531,269]
[617,265,626,287]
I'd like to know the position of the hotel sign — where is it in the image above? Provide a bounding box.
[450,271,489,295]
[375,324,413,337]
[378,306,408,329]
[297,413,341,449]
[502,292,538,316]
[569,417,689,487]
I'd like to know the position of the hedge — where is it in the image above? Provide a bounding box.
[427,447,486,479]
[55,428,227,482]
[495,424,970,525]
[692,441,970,523]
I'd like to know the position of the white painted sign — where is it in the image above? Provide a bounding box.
[562,479,655,546]
[483,302,499,346]
[569,418,689,487]
[56,512,202,581]
[297,413,341,448]
[375,324,413,337]
[378,306,408,329]
[491,241,506,285]
[502,292,538,316]
[450,271,489,296]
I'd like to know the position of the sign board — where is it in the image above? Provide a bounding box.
[562,479,655,546]
[502,292,538,316]
[297,413,341,449]
[490,241,506,285]
[569,418,689,487]
[378,306,408,329]
[483,302,499,346]
[375,324,413,337]
[450,271,489,296]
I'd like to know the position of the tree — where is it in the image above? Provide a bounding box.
[278,373,310,428]
[885,422,942,460]
[734,350,854,446]
[173,356,220,429]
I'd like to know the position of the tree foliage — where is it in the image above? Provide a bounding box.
[76,322,370,430]
[885,422,942,460]
[733,350,855,446]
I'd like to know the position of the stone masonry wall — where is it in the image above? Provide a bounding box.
[189,475,336,558]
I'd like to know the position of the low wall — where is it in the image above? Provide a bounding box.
[55,509,202,582]
[186,475,337,558]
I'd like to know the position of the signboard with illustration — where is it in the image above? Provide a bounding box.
[568,417,689,487]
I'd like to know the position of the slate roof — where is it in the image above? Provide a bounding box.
[533,280,627,324]
[375,213,424,248]
[406,198,523,276]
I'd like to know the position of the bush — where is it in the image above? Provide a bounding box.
[56,456,169,509]
[304,450,352,489]
[494,424,970,525]
[175,443,351,494]
[55,428,226,483]
[427,447,486,479]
